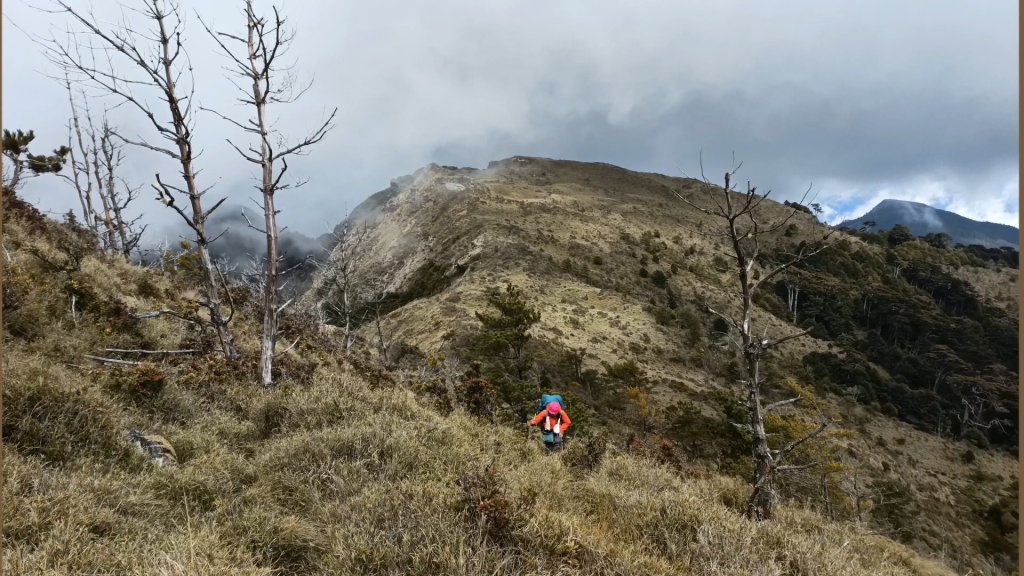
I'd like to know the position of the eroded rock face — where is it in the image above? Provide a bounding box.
[126,429,177,467]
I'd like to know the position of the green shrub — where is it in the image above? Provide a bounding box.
[652,306,675,326]
[650,269,668,288]
[963,428,990,449]
[603,359,643,384]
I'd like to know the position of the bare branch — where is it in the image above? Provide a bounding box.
[776,462,820,473]
[203,196,229,219]
[280,336,301,355]
[270,107,338,161]
[767,328,813,349]
[752,236,835,294]
[207,226,230,245]
[763,397,802,413]
[199,105,258,134]
[276,297,295,315]
[130,308,200,324]
[775,421,832,463]
[84,354,142,366]
[103,348,201,355]
[136,129,180,156]
[241,210,268,235]
[224,138,262,163]
[153,175,200,234]
[704,300,739,333]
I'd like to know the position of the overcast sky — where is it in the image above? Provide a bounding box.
[3,1,1018,241]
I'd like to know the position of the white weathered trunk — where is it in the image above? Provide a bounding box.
[84,103,120,254]
[156,12,238,359]
[65,81,99,237]
[99,126,132,259]
[248,2,279,388]
[258,188,279,388]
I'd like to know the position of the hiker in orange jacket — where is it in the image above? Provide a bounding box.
[529,402,571,452]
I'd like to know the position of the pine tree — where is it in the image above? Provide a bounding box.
[2,129,71,190]
[475,282,541,379]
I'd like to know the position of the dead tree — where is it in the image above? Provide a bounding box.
[200,1,336,387]
[953,383,1009,439]
[44,0,238,358]
[317,220,371,353]
[371,288,397,369]
[785,282,799,325]
[99,119,147,258]
[675,158,835,521]
[81,97,120,253]
[63,83,146,258]
[61,77,100,238]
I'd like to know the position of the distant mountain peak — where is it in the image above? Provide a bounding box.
[839,199,1019,249]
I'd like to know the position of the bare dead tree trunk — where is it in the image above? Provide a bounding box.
[258,194,280,388]
[676,162,834,521]
[46,0,239,358]
[83,100,119,254]
[99,120,145,259]
[821,472,834,520]
[746,347,777,519]
[374,296,389,367]
[954,385,1009,439]
[370,289,397,370]
[152,8,237,359]
[786,282,799,325]
[853,472,864,522]
[323,268,358,352]
[318,220,370,353]
[100,127,128,255]
[200,1,336,387]
[253,27,280,389]
[62,78,99,237]
[341,279,354,350]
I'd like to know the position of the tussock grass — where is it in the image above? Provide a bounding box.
[526,455,948,575]
[2,195,958,575]
[4,354,135,466]
[4,359,956,575]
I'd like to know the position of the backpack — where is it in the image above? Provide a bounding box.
[538,393,565,413]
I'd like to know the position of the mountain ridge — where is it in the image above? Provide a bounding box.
[839,198,1019,249]
[305,156,1018,574]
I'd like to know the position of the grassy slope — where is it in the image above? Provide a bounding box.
[1,193,961,574]
[305,157,1018,574]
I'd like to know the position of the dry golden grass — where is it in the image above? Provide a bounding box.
[948,264,1019,317]
[4,352,958,575]
[301,157,1017,574]
[1,173,999,575]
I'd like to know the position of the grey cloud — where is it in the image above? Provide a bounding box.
[3,0,1018,234]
